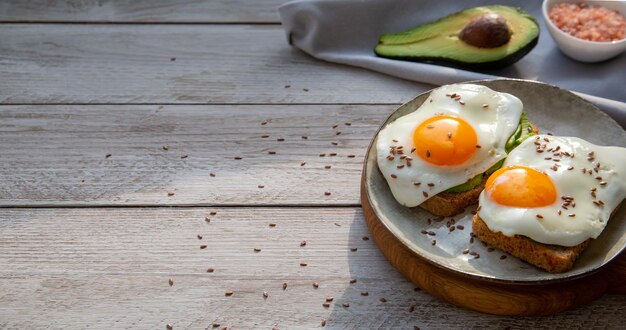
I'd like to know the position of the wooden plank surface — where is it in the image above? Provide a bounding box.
[1,207,624,329]
[0,24,430,105]
[0,0,283,23]
[0,104,394,206]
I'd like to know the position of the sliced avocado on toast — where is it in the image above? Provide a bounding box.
[375,5,539,69]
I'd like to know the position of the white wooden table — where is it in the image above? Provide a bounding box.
[1,1,624,329]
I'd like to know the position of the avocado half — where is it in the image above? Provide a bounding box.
[374,5,540,70]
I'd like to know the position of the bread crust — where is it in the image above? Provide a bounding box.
[418,177,487,217]
[472,214,590,273]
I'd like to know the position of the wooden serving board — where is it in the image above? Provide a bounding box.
[361,179,626,316]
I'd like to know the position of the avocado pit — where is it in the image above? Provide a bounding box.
[459,13,512,48]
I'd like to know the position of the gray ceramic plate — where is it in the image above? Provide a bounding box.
[363,79,626,283]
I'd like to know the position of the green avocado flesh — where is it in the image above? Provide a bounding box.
[443,112,535,193]
[375,5,540,69]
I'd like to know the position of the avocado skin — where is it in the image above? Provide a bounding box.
[375,37,538,70]
[374,6,540,70]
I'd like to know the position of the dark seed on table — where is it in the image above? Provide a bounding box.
[261,120,268,125]
[431,240,436,246]
[209,209,217,215]
[500,255,507,260]
[300,240,307,247]
[225,290,233,296]
[456,225,464,230]
[463,248,469,254]
[162,145,169,151]
[350,279,357,284]
[487,247,495,252]
[283,283,288,290]
[449,226,455,232]
[322,302,331,308]
[325,165,332,169]
[300,262,307,267]
[261,135,269,138]
[210,172,216,177]
[380,297,387,303]
[332,124,338,129]
[301,135,308,139]
[324,191,331,196]
[342,303,350,308]
[258,185,264,188]
[321,320,327,327]
[269,223,276,227]
[470,237,475,244]
[254,248,261,252]
[167,192,175,196]
[409,305,415,312]
[326,296,334,302]
[427,231,435,236]
[350,247,358,252]
[268,151,276,155]
[300,162,306,166]
[263,291,269,298]
[212,323,220,328]
[362,236,369,241]
[361,291,369,296]
[421,230,428,235]
[330,152,337,156]
[313,282,319,288]
[348,154,356,158]
[331,141,339,145]
[277,138,285,141]
[207,268,214,273]
[105,153,112,158]
[336,131,342,135]
[166,324,173,330]
[200,245,207,249]
[197,234,203,239]
[423,191,429,198]
[234,156,243,160]
[169,278,174,286]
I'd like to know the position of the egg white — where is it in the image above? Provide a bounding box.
[376,84,523,207]
[478,135,626,247]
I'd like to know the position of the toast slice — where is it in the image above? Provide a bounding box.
[472,214,590,273]
[419,177,487,217]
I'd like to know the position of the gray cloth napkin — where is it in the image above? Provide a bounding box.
[279,0,626,127]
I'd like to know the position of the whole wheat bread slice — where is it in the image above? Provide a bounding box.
[419,177,487,217]
[472,214,590,273]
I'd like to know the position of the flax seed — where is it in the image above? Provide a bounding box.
[380,297,387,303]
[391,174,397,179]
[325,165,331,169]
[283,282,288,290]
[361,291,369,296]
[431,240,437,246]
[263,291,269,299]
[350,247,357,252]
[500,255,507,260]
[225,290,233,296]
[423,191,429,198]
[210,172,216,177]
[277,138,285,142]
[348,154,356,158]
[254,248,261,252]
[324,191,331,196]
[169,278,174,286]
[321,320,327,327]
[300,240,307,246]
[426,150,431,158]
[343,303,350,308]
[207,268,214,273]
[234,156,243,160]
[167,324,173,330]
[456,225,464,230]
[350,279,357,284]
[167,192,175,196]
[313,282,319,289]
[200,245,207,249]
[300,262,307,267]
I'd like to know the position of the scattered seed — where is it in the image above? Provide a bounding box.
[599,181,607,186]
[261,120,268,125]
[397,164,405,169]
[261,135,269,138]
[362,236,370,241]
[324,191,331,196]
[197,234,203,239]
[212,323,220,329]
[300,240,307,247]
[380,297,387,303]
[300,161,306,166]
[426,150,431,158]
[331,141,339,145]
[423,191,429,198]
[482,103,489,108]
[568,214,576,217]
[500,255,507,260]
[361,291,369,296]
[427,183,435,187]
[347,154,356,158]
[536,214,544,219]
[409,305,415,312]
[330,152,337,156]
[321,320,327,327]
[391,174,397,179]
[487,247,495,252]
[313,282,319,289]
[234,156,243,160]
[342,303,350,308]
[263,291,269,299]
[167,192,175,196]
[459,100,465,105]
[456,225,464,230]
[207,268,214,273]
[303,88,309,92]
[336,132,341,135]
[269,223,276,227]
[475,145,481,149]
[254,248,261,252]
[200,245,207,249]
[332,124,338,129]
[225,290,233,296]
[322,302,331,308]
[166,324,173,330]
[258,185,265,189]
[300,262,308,267]
[350,247,358,252]
[283,283,288,290]
[427,231,435,236]
[326,296,334,302]
[325,165,332,169]
[474,254,480,259]
[350,279,357,284]
[268,151,276,155]
[431,240,437,246]
[462,248,469,254]
[169,278,174,286]
[205,217,211,223]
[449,226,455,233]
[162,145,169,151]
[210,172,216,177]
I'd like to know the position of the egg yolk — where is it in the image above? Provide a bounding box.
[485,165,557,208]
[413,115,477,166]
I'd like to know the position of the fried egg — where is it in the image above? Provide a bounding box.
[376,84,523,207]
[478,135,626,247]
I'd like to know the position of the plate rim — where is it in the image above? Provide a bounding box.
[361,78,626,285]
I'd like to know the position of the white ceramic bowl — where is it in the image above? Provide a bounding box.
[542,0,626,62]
